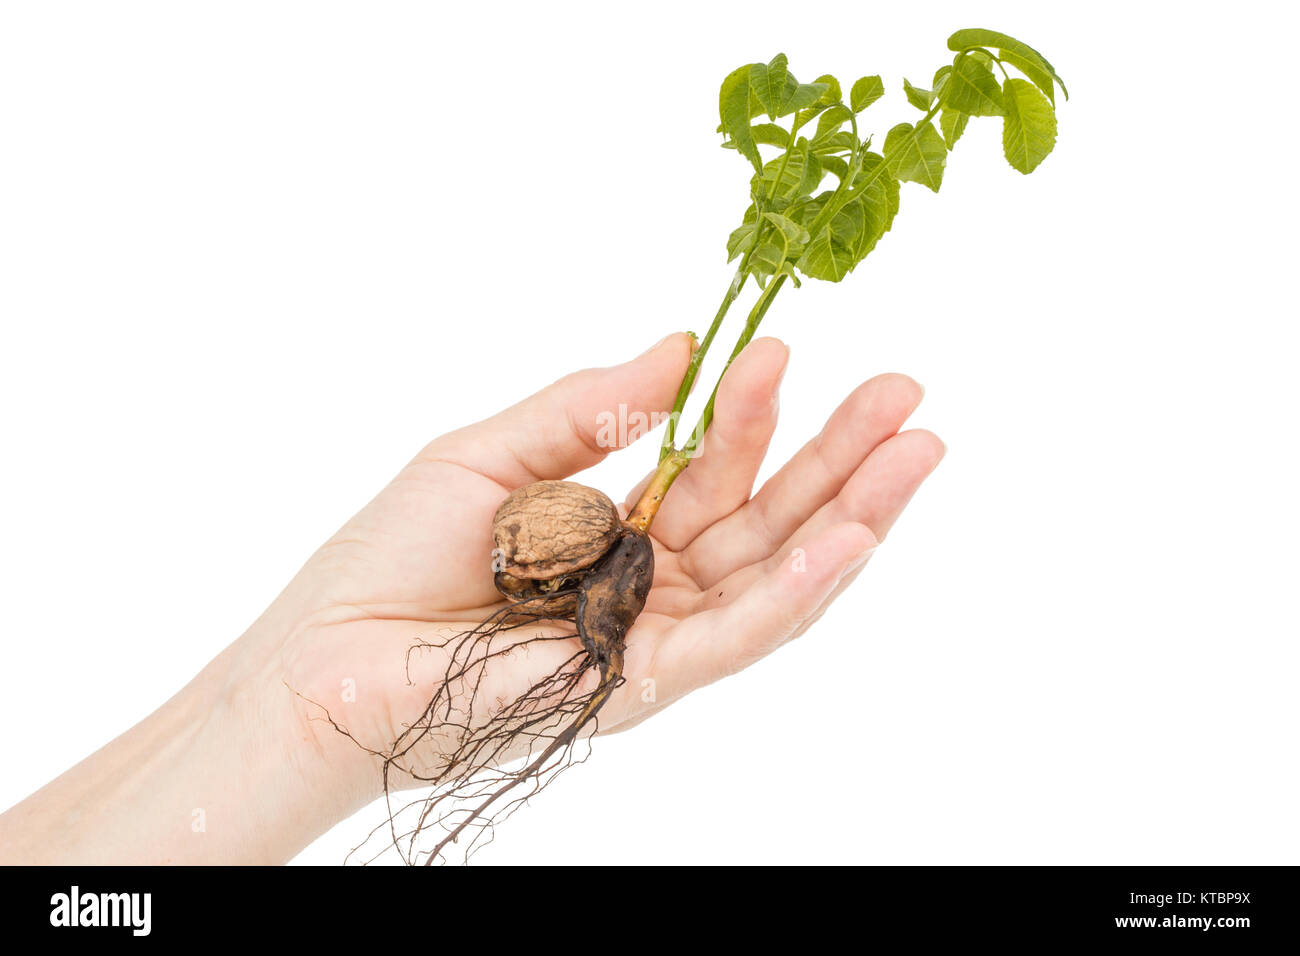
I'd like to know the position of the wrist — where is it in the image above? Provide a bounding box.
[0,637,353,864]
[197,619,376,862]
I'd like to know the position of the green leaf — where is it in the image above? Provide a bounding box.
[814,74,841,106]
[932,65,952,97]
[751,54,790,120]
[939,108,969,148]
[903,78,933,111]
[794,145,823,197]
[1001,77,1056,173]
[752,241,787,276]
[757,142,823,201]
[946,28,1067,103]
[791,157,899,283]
[854,152,900,243]
[727,222,757,261]
[810,131,856,155]
[763,211,811,246]
[789,82,829,115]
[813,105,853,143]
[839,154,900,266]
[883,120,947,192]
[795,75,842,126]
[750,123,791,148]
[751,211,811,285]
[720,65,762,172]
[850,75,884,112]
[998,49,1064,106]
[750,53,829,119]
[941,54,1004,116]
[797,231,855,282]
[818,154,850,183]
[824,199,866,246]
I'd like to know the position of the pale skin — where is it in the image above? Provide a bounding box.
[0,333,943,864]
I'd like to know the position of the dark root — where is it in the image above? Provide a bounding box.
[312,524,654,866]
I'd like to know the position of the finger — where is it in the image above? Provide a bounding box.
[421,333,694,487]
[642,522,877,705]
[792,428,945,546]
[698,429,945,594]
[682,372,922,584]
[630,337,789,551]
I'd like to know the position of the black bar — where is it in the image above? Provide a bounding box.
[4,865,1295,944]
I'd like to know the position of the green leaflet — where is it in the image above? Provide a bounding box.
[763,211,811,247]
[855,152,900,239]
[946,27,1067,103]
[1001,77,1056,173]
[903,78,934,111]
[826,196,866,245]
[794,146,824,197]
[850,75,884,112]
[883,121,947,192]
[941,54,1004,116]
[794,74,842,127]
[797,229,855,282]
[813,104,854,144]
[818,154,850,183]
[796,194,879,281]
[933,65,952,97]
[810,131,857,155]
[727,222,757,261]
[720,65,762,172]
[814,74,842,106]
[790,152,899,283]
[940,108,969,148]
[750,123,791,148]
[753,54,790,119]
[756,142,823,201]
[750,53,829,119]
[998,49,1063,106]
[787,83,829,114]
[752,241,788,276]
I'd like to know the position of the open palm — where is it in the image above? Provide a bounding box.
[277,333,943,795]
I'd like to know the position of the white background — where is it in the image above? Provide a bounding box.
[1,1,1296,865]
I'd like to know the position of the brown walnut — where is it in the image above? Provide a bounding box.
[492,481,622,599]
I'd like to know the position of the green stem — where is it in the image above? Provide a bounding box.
[626,450,690,532]
[766,112,805,203]
[641,106,814,517]
[660,269,746,460]
[630,273,788,532]
[682,272,787,457]
[661,107,807,462]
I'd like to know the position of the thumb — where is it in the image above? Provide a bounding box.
[425,333,693,487]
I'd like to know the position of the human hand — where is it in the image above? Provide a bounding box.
[274,333,943,803]
[0,333,942,864]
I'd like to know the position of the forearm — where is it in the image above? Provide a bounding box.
[0,628,363,865]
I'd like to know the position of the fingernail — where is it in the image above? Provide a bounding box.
[839,546,877,581]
